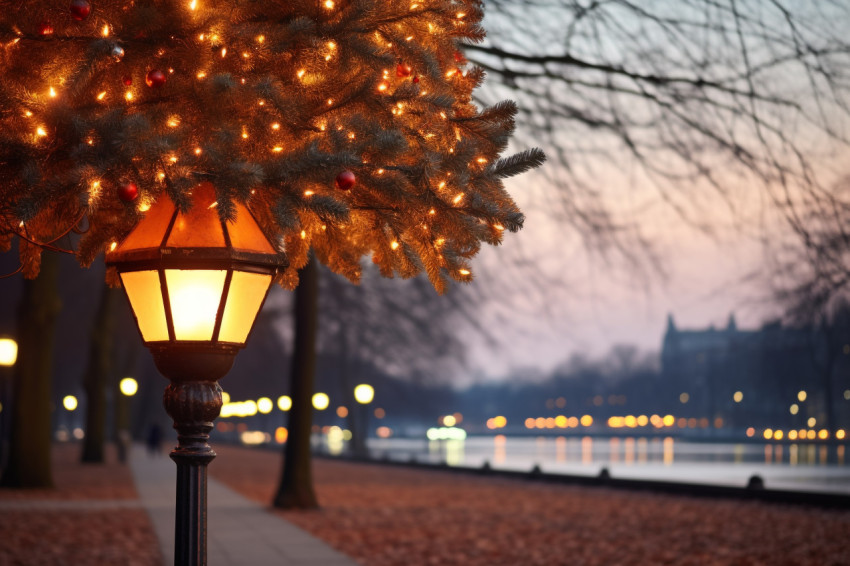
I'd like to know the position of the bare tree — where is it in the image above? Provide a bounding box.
[466,0,850,306]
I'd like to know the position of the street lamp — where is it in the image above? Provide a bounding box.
[106,182,285,565]
[0,337,17,468]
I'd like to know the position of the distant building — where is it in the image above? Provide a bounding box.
[660,314,848,430]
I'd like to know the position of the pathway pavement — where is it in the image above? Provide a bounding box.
[129,445,357,566]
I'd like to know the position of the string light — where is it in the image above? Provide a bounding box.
[323,0,335,9]
[36,126,47,137]
[125,91,134,101]
[390,241,400,250]
[96,91,107,101]
[102,25,110,37]
[189,0,198,10]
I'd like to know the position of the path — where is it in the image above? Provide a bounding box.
[129,445,357,566]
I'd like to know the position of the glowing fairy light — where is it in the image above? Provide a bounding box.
[459,269,471,276]
[102,25,110,37]
[324,0,335,9]
[452,193,464,205]
[189,0,197,10]
[49,87,57,98]
[221,47,227,58]
[256,35,265,43]
[36,126,47,137]
[304,190,315,197]
[197,71,207,79]
[272,146,283,152]
[297,69,306,79]
[96,91,107,101]
[125,91,134,101]
[109,242,118,251]
[271,123,281,130]
[390,241,400,250]
[300,230,307,239]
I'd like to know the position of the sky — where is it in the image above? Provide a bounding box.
[454,1,850,379]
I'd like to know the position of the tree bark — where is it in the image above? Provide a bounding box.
[81,283,118,463]
[273,254,319,509]
[1,253,61,488]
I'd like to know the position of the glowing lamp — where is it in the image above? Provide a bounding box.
[353,383,374,405]
[119,377,138,397]
[105,182,285,564]
[0,338,17,367]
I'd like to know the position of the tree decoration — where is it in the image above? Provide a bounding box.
[335,171,356,192]
[145,69,166,88]
[69,0,91,21]
[111,45,124,62]
[37,20,53,36]
[117,181,139,203]
[0,0,544,293]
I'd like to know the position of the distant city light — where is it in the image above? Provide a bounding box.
[277,395,292,411]
[798,390,807,402]
[374,407,385,419]
[807,417,816,427]
[275,427,288,444]
[63,395,78,411]
[353,384,374,404]
[733,391,743,403]
[426,426,466,440]
[679,392,689,404]
[818,429,829,440]
[662,415,675,427]
[312,392,329,411]
[580,415,593,427]
[746,427,755,437]
[773,429,784,440]
[837,429,846,440]
[119,377,138,397]
[790,403,799,415]
[257,397,273,414]
[0,338,18,367]
[221,391,231,404]
[442,414,457,427]
[336,406,348,418]
[240,430,269,445]
[376,426,392,438]
[844,390,850,401]
[763,428,773,440]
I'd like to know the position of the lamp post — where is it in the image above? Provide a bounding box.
[106,182,285,565]
[0,337,18,469]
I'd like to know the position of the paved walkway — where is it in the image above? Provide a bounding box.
[129,445,357,566]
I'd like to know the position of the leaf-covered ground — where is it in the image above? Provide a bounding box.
[211,445,850,566]
[0,443,161,566]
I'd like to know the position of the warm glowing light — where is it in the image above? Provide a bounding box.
[733,391,743,403]
[808,417,817,427]
[197,71,207,79]
[272,146,283,153]
[458,269,470,276]
[679,392,689,403]
[354,384,374,404]
[278,395,292,411]
[442,415,457,427]
[789,430,798,440]
[275,427,288,443]
[0,339,18,367]
[194,148,202,155]
[257,35,266,43]
[257,397,273,414]
[220,47,227,58]
[798,390,807,402]
[97,91,107,101]
[746,427,755,437]
[452,193,464,205]
[125,91,134,101]
[63,395,78,411]
[377,426,392,438]
[109,242,118,252]
[837,429,846,440]
[102,24,110,37]
[165,270,227,341]
[790,403,799,415]
[818,429,829,440]
[312,393,330,411]
[36,126,47,137]
[580,415,593,427]
[763,428,773,439]
[493,415,507,428]
[390,241,400,250]
[378,83,388,92]
[221,392,230,404]
[324,0,335,9]
[774,430,784,440]
[119,377,138,397]
[49,87,57,98]
[189,0,197,10]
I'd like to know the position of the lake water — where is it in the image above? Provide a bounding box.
[340,435,850,494]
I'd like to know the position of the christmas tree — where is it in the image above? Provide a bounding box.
[0,0,543,292]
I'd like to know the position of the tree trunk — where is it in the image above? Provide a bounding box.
[273,254,319,509]
[1,253,61,488]
[81,283,118,463]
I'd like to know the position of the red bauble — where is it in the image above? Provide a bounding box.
[145,69,166,88]
[69,0,91,21]
[122,75,133,86]
[412,75,420,84]
[38,20,54,35]
[396,63,412,78]
[118,181,139,202]
[335,171,356,192]
[454,51,464,63]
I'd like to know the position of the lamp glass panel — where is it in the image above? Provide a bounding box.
[165,269,227,341]
[219,271,273,344]
[121,271,169,342]
[228,202,276,254]
[115,198,175,252]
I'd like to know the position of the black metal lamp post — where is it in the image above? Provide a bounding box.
[106,183,285,565]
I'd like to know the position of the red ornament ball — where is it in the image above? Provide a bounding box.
[69,0,91,21]
[396,63,412,78]
[118,181,139,203]
[38,20,54,36]
[412,75,420,84]
[335,171,356,192]
[122,75,133,86]
[145,69,167,88]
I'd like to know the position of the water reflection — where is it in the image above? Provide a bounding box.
[663,437,674,465]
